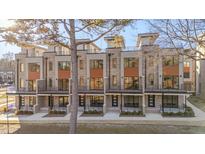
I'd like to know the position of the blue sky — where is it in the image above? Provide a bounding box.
[0,20,150,57]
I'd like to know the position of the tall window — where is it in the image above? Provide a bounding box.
[90,60,103,69]
[58,61,70,70]
[148,56,154,66]
[48,78,52,88]
[163,95,178,108]
[184,61,190,78]
[112,58,117,68]
[90,77,103,89]
[124,58,138,68]
[148,74,154,86]
[112,75,117,87]
[20,63,24,72]
[163,76,179,89]
[90,96,104,107]
[49,62,53,71]
[29,96,36,107]
[163,56,179,66]
[29,63,40,72]
[79,76,84,87]
[58,79,69,91]
[79,60,84,70]
[124,96,139,107]
[59,96,69,107]
[28,80,36,91]
[20,79,24,88]
[124,76,139,89]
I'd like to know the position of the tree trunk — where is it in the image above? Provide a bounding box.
[69,19,79,134]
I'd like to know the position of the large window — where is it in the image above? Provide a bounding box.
[163,95,178,108]
[28,80,36,91]
[90,60,103,69]
[124,96,139,107]
[90,77,103,89]
[163,76,179,89]
[58,79,69,91]
[79,60,84,70]
[29,96,36,107]
[124,58,138,68]
[48,78,52,88]
[184,72,190,78]
[58,61,70,70]
[148,74,154,86]
[49,61,53,71]
[79,76,84,87]
[29,63,40,72]
[163,56,179,66]
[59,96,69,107]
[20,79,24,89]
[20,63,24,72]
[90,96,104,107]
[112,58,117,68]
[112,75,117,87]
[124,76,139,89]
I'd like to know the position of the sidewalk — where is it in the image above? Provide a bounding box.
[0,101,205,126]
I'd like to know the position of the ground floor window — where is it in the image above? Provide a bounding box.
[148,95,155,107]
[124,76,139,89]
[19,96,25,108]
[28,80,36,91]
[163,95,178,108]
[79,95,85,107]
[112,95,118,107]
[124,96,139,107]
[59,96,69,107]
[29,96,36,107]
[48,96,54,108]
[90,96,104,107]
[90,77,103,90]
[58,79,69,91]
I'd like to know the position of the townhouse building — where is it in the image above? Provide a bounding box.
[7,33,196,115]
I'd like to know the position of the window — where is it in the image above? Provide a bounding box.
[90,77,103,89]
[148,56,154,66]
[112,95,118,107]
[58,79,69,91]
[90,60,103,69]
[90,96,104,107]
[79,76,84,87]
[59,96,69,107]
[184,61,190,67]
[28,80,36,91]
[79,95,85,107]
[163,76,179,89]
[124,96,139,107]
[148,74,154,86]
[19,96,25,108]
[112,58,117,68]
[20,79,24,88]
[163,95,178,108]
[29,63,40,72]
[163,56,179,66]
[112,75,117,87]
[124,76,139,89]
[58,61,70,70]
[49,78,52,88]
[20,63,24,72]
[148,95,155,107]
[79,60,84,70]
[49,62,53,71]
[124,58,138,68]
[184,72,190,78]
[29,96,36,107]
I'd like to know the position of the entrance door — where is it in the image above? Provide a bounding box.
[112,95,118,107]
[48,96,54,109]
[148,95,155,107]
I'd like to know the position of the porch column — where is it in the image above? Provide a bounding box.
[33,96,40,113]
[103,94,107,114]
[142,95,146,114]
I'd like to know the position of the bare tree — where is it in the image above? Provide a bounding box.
[147,19,205,60]
[0,19,133,133]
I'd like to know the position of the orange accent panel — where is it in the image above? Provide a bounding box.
[184,66,190,73]
[90,68,103,77]
[124,67,139,77]
[163,64,179,76]
[58,70,71,79]
[28,72,40,80]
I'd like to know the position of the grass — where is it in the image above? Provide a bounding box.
[120,111,144,117]
[188,96,205,112]
[162,107,195,117]
[2,123,205,134]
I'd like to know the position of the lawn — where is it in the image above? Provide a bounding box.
[1,123,205,134]
[188,96,205,112]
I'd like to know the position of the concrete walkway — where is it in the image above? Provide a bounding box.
[0,101,205,127]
